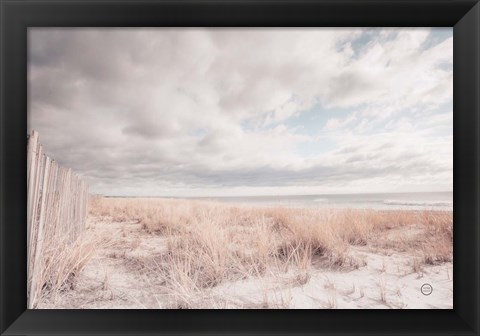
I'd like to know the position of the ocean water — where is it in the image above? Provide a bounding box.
[192,192,453,211]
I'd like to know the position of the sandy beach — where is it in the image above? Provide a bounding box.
[29,28,453,311]
[37,197,452,309]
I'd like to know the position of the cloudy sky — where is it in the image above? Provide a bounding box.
[28,28,453,197]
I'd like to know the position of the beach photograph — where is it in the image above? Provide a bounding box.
[27,28,453,309]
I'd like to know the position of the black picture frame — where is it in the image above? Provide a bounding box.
[1,0,479,335]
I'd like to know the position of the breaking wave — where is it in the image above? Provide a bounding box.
[383,200,453,207]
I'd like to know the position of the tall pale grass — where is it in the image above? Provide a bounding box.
[32,231,102,307]
[89,197,453,306]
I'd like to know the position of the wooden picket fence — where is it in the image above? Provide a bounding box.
[27,130,89,308]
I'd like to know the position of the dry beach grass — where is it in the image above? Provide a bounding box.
[37,197,453,309]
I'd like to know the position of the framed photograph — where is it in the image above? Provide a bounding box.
[1,0,479,335]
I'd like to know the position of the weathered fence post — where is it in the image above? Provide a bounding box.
[26,130,89,308]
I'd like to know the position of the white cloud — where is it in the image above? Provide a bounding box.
[28,28,452,196]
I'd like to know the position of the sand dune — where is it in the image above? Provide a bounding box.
[37,198,453,309]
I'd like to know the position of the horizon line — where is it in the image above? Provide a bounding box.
[95,190,454,198]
